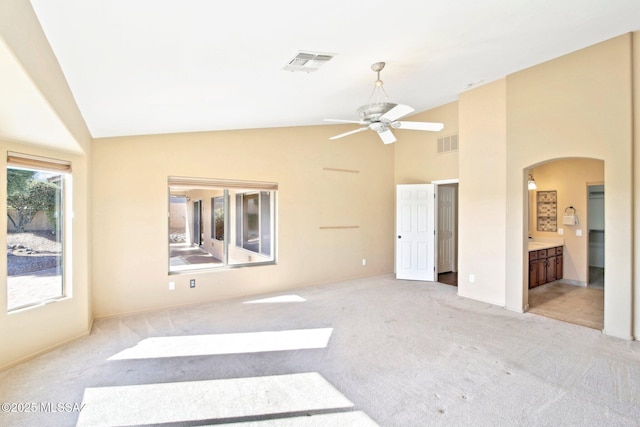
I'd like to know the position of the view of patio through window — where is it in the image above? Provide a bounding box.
[168,177,277,273]
[6,153,69,311]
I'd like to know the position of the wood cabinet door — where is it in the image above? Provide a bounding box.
[536,259,546,286]
[556,255,563,280]
[529,260,539,288]
[528,246,563,288]
[546,255,556,282]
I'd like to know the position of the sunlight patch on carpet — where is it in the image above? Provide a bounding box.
[244,294,306,304]
[77,373,353,426]
[108,328,333,360]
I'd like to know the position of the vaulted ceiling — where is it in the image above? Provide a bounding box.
[15,1,640,139]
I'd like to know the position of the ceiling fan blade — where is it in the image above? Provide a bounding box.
[393,121,444,131]
[329,127,369,140]
[324,118,365,124]
[380,104,415,122]
[377,128,397,144]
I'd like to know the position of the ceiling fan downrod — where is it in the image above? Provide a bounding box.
[368,61,389,106]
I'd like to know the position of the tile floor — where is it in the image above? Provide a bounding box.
[528,281,604,330]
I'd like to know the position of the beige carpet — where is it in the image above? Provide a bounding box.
[1,274,638,426]
[528,282,604,330]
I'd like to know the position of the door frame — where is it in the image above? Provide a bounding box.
[586,182,605,286]
[433,179,459,278]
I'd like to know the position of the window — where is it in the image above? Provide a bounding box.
[168,177,277,273]
[6,152,70,311]
[236,192,271,256]
[212,196,224,241]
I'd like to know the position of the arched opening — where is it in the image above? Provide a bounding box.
[524,157,604,330]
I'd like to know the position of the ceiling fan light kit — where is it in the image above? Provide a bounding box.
[325,62,444,143]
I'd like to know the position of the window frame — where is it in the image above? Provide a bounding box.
[6,152,71,312]
[168,176,277,274]
[236,191,273,257]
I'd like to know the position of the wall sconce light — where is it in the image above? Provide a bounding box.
[527,174,537,190]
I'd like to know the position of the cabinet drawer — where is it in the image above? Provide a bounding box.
[555,246,563,255]
[529,251,538,261]
[537,249,548,258]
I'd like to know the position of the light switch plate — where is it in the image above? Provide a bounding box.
[576,229,582,237]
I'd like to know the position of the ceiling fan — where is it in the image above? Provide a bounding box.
[325,62,444,144]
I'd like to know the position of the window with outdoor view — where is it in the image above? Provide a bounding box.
[168,177,277,274]
[6,152,70,311]
[236,191,271,256]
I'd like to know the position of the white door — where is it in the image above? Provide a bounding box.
[437,185,456,273]
[396,184,435,281]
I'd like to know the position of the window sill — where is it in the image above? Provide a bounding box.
[168,260,277,276]
[8,296,70,314]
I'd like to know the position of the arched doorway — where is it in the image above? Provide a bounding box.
[524,158,604,330]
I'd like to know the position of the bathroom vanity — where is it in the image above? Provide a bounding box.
[528,243,563,288]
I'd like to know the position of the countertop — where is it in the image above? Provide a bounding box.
[528,241,563,252]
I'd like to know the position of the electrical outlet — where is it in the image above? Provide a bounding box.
[576,229,582,237]
[469,274,475,283]
[557,228,564,235]
[169,281,175,291]
[190,279,196,288]
[362,259,367,266]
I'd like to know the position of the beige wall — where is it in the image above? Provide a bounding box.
[505,34,633,338]
[634,31,640,340]
[458,79,508,306]
[528,159,604,285]
[0,2,93,369]
[394,102,459,185]
[92,126,395,317]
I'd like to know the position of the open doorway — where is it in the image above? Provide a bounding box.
[394,180,458,284]
[587,184,604,288]
[525,159,604,330]
[436,182,458,286]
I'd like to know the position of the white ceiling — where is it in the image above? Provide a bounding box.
[29,0,640,139]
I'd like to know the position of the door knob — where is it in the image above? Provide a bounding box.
[397,235,402,239]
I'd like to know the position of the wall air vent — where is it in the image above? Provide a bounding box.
[437,134,459,153]
[283,51,335,72]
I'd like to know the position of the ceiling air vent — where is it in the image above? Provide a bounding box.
[437,134,459,153]
[283,51,335,72]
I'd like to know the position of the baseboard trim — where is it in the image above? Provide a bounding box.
[457,291,505,308]
[505,304,526,313]
[558,279,587,287]
[602,329,634,341]
[95,272,396,319]
[0,319,94,372]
